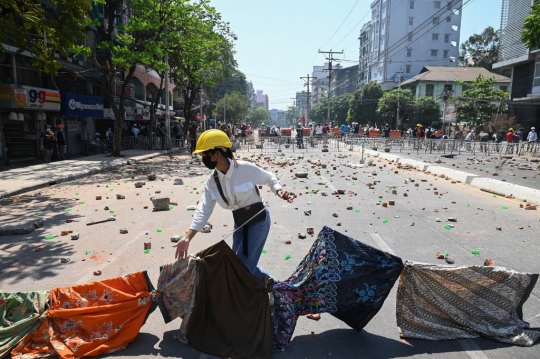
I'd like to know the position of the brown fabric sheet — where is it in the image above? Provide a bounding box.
[186,240,272,359]
[396,261,540,346]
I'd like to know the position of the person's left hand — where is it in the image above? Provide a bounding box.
[277,190,294,202]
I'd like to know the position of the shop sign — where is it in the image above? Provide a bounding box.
[0,85,61,110]
[61,92,104,117]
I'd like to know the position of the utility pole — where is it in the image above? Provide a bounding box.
[319,49,343,125]
[396,66,403,130]
[199,88,204,130]
[300,74,316,124]
[223,97,226,125]
[164,54,171,150]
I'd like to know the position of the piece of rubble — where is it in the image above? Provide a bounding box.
[298,233,307,239]
[307,228,314,235]
[71,233,79,240]
[134,182,145,188]
[60,258,70,264]
[61,230,73,236]
[307,313,321,321]
[144,242,152,250]
[447,217,457,222]
[436,252,445,259]
[93,270,102,276]
[285,240,292,244]
[96,196,102,200]
[304,210,311,216]
[147,174,157,181]
[484,258,494,266]
[120,228,128,234]
[445,257,455,264]
[332,213,339,217]
[336,222,342,226]
[201,224,212,233]
[152,197,170,211]
[116,194,125,200]
[170,235,182,243]
[174,179,184,185]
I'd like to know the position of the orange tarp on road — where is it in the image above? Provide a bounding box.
[12,272,156,359]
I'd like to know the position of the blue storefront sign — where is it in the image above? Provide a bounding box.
[61,92,104,117]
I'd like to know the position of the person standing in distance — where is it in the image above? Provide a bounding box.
[174,129,293,281]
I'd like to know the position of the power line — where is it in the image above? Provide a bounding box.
[319,0,360,50]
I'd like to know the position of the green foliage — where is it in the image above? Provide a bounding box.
[459,26,505,74]
[309,97,328,124]
[0,0,97,74]
[377,89,414,124]
[409,97,441,125]
[284,106,301,127]
[450,74,508,126]
[521,1,540,49]
[211,69,248,103]
[214,92,250,123]
[347,82,384,125]
[246,107,270,126]
[331,94,352,124]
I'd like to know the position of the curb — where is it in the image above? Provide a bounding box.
[360,147,540,205]
[0,148,182,199]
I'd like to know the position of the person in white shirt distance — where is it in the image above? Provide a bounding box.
[174,129,293,282]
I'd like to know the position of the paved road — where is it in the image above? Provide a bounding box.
[1,148,539,358]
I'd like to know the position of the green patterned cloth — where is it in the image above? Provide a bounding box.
[0,291,49,357]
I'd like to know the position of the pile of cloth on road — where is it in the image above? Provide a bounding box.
[1,226,538,359]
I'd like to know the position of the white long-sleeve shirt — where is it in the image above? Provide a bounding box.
[527,131,537,142]
[190,158,283,231]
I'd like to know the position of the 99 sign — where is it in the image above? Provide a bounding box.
[28,89,46,104]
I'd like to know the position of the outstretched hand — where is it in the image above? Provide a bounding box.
[277,190,294,203]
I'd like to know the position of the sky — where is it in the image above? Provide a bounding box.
[210,0,502,110]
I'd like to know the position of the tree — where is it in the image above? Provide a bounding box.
[347,82,384,125]
[169,5,237,126]
[450,74,508,126]
[459,26,502,72]
[284,106,301,127]
[331,93,352,125]
[521,1,540,49]
[211,69,248,103]
[377,89,414,126]
[0,0,94,74]
[92,0,231,156]
[246,107,270,126]
[409,97,441,125]
[214,91,250,123]
[309,98,328,124]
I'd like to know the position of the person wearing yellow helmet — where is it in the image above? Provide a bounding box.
[174,129,293,282]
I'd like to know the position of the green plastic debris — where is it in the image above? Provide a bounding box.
[35,212,40,216]
[443,225,452,230]
[502,206,508,210]
[355,209,360,213]
[466,203,470,207]
[444,251,449,258]
[190,191,193,194]
[75,192,79,195]
[262,249,267,254]
[533,181,538,185]
[45,235,54,240]
[378,197,383,201]
[109,210,114,213]
[169,205,174,210]
[285,254,291,260]
[67,208,72,212]
[124,181,128,184]
[200,180,205,183]
[85,250,89,255]
[493,194,497,198]
[144,249,151,254]
[471,249,480,255]
[79,201,85,205]
[382,219,388,223]
[110,189,113,191]
[156,228,162,232]
[307,201,312,205]
[108,182,112,185]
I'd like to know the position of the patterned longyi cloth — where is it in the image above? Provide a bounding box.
[396,261,540,346]
[272,226,404,352]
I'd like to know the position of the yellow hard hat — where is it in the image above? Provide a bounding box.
[509,128,513,131]
[193,129,232,154]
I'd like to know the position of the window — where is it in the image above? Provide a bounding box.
[434,1,441,9]
[447,1,452,10]
[407,48,412,57]
[534,56,540,87]
[500,86,508,92]
[443,50,449,58]
[433,17,440,25]
[446,16,452,22]
[409,17,414,26]
[444,84,453,93]
[410,85,417,96]
[432,33,439,41]
[426,84,435,97]
[410,1,415,10]
[431,49,438,57]
[406,65,412,73]
[408,33,413,41]
[444,34,450,43]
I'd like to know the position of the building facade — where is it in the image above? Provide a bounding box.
[331,65,359,97]
[493,0,539,128]
[256,90,269,110]
[365,0,462,88]
[358,21,373,88]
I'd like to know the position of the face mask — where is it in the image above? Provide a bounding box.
[202,155,217,169]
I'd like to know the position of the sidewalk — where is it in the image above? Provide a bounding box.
[0,148,184,199]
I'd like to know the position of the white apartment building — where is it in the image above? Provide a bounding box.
[365,0,463,88]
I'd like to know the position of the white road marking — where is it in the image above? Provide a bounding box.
[457,339,490,359]
[322,177,337,193]
[369,233,395,255]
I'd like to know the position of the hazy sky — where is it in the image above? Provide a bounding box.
[210,0,502,110]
